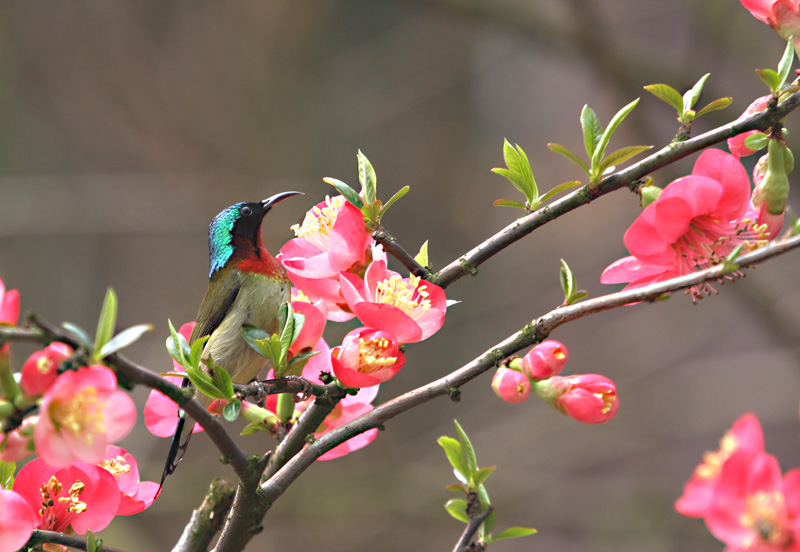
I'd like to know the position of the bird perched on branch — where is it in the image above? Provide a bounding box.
[161,191,302,484]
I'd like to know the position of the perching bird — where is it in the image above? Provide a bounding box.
[161,191,302,484]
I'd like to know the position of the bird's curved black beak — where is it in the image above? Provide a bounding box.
[262,191,303,211]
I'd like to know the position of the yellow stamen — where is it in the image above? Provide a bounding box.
[290,196,346,250]
[694,433,737,480]
[57,481,88,514]
[37,357,54,374]
[101,456,132,478]
[740,490,789,547]
[374,275,431,320]
[357,337,397,374]
[50,387,106,445]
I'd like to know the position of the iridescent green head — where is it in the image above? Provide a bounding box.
[207,192,303,277]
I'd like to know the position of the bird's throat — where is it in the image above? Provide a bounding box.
[231,235,284,277]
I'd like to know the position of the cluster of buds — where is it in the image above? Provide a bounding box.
[491,340,618,424]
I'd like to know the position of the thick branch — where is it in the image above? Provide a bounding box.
[433,89,800,288]
[171,478,236,552]
[261,233,800,502]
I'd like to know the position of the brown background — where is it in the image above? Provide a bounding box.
[1,1,799,550]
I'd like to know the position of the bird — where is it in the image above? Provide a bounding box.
[161,191,303,485]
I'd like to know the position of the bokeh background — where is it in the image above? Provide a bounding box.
[1,1,799,550]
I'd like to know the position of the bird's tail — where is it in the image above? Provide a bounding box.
[159,381,195,489]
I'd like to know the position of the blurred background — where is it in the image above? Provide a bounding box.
[0,0,799,550]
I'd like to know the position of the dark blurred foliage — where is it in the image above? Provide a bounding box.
[0,1,799,550]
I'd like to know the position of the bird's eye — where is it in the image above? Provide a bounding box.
[241,206,253,216]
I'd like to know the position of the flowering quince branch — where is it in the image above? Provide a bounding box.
[172,478,236,552]
[26,530,126,552]
[371,227,431,279]
[433,88,800,288]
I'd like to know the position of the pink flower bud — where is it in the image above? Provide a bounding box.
[491,366,531,403]
[521,340,568,380]
[534,374,618,423]
[0,416,37,462]
[19,342,73,397]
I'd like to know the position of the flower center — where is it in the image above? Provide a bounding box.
[357,337,397,374]
[37,356,54,374]
[740,490,791,548]
[50,387,106,445]
[374,274,431,319]
[39,475,88,531]
[290,196,345,251]
[101,456,132,478]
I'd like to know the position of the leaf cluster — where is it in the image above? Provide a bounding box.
[645,73,732,139]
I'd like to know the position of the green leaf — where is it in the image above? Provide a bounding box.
[491,168,532,198]
[97,323,153,358]
[210,362,235,400]
[223,399,241,422]
[580,105,602,158]
[472,466,496,486]
[547,143,589,174]
[380,185,409,220]
[643,83,683,112]
[189,335,210,369]
[492,526,538,541]
[414,240,429,267]
[591,98,640,170]
[744,132,769,152]
[682,73,710,112]
[445,483,468,493]
[597,145,652,175]
[482,506,496,536]
[242,324,282,367]
[241,421,272,435]
[278,304,297,360]
[502,140,537,202]
[323,177,363,208]
[493,199,527,209]
[567,290,588,305]
[361,200,382,226]
[695,97,732,117]
[438,436,469,479]
[778,38,796,89]
[560,259,576,298]
[286,349,320,374]
[85,530,103,552]
[358,150,377,204]
[62,322,93,350]
[93,287,118,359]
[167,320,190,367]
[454,420,478,474]
[757,68,781,92]
[186,362,224,399]
[0,461,15,489]
[444,499,470,523]
[539,180,582,204]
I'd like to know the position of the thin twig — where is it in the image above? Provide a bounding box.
[452,505,494,552]
[373,227,431,278]
[26,530,127,552]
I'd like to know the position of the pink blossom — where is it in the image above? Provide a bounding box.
[491,366,531,403]
[522,340,568,380]
[19,342,73,398]
[34,366,137,467]
[676,413,765,518]
[740,0,800,43]
[98,445,159,515]
[331,327,405,388]
[339,259,447,343]
[14,458,120,534]
[288,293,328,356]
[144,321,202,438]
[0,489,36,552]
[534,374,618,423]
[601,149,757,300]
[705,450,800,551]
[0,416,37,462]
[728,96,771,158]
[0,277,19,326]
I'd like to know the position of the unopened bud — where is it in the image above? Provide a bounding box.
[491,367,531,404]
[521,340,568,380]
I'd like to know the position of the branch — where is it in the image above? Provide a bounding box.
[171,478,236,552]
[373,227,431,278]
[433,89,800,288]
[452,503,494,552]
[261,233,800,502]
[26,530,126,552]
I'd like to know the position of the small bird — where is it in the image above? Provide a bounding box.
[161,191,302,484]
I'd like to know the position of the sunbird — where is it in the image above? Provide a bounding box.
[161,191,303,484]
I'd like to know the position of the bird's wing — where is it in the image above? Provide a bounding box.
[189,269,241,343]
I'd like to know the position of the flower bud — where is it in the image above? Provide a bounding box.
[240,400,280,427]
[533,374,618,423]
[0,416,37,462]
[19,342,72,398]
[521,340,568,380]
[640,184,662,208]
[752,139,791,216]
[491,366,531,404]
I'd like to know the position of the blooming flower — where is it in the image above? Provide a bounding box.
[601,149,760,300]
[0,489,36,552]
[339,259,447,343]
[19,342,73,398]
[704,449,800,551]
[491,366,531,403]
[740,0,800,46]
[99,445,159,515]
[14,458,120,534]
[676,413,765,518]
[35,365,137,467]
[533,374,618,423]
[288,291,328,356]
[522,340,568,380]
[727,96,771,159]
[331,327,405,388]
[0,277,19,326]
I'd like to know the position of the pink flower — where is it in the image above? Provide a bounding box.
[676,413,765,518]
[98,445,159,515]
[35,366,137,467]
[288,293,328,356]
[339,260,447,343]
[740,0,800,42]
[601,149,756,300]
[14,458,120,534]
[0,489,36,552]
[704,450,800,551]
[491,366,531,403]
[144,321,202,438]
[19,342,73,398]
[331,327,405,388]
[534,374,618,423]
[0,277,19,326]
[0,416,37,462]
[522,340,568,380]
[728,96,771,158]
